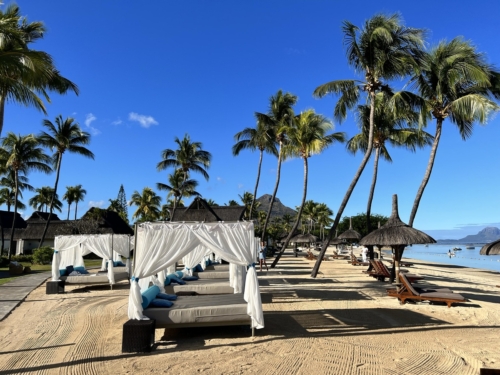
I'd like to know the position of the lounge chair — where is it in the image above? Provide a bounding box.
[389,273,468,307]
[348,253,369,266]
[374,260,423,283]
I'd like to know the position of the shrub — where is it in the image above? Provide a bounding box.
[33,247,54,265]
[11,255,33,264]
[0,256,8,267]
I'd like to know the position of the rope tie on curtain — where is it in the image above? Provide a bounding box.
[186,267,190,271]
[54,250,58,254]
[131,276,139,282]
[247,263,256,269]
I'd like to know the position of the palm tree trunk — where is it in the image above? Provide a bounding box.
[67,202,71,220]
[39,153,62,248]
[271,156,308,268]
[8,171,19,260]
[261,143,282,243]
[249,150,263,219]
[366,147,380,268]
[74,202,78,220]
[0,95,5,138]
[1,224,4,257]
[311,91,376,277]
[408,120,442,227]
[171,195,178,220]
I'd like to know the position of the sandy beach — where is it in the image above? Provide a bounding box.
[0,252,499,374]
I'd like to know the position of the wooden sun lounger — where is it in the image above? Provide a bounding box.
[387,259,414,267]
[348,253,369,266]
[389,273,468,307]
[374,260,423,283]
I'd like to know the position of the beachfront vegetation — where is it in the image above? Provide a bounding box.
[157,134,211,218]
[0,5,79,137]
[29,186,62,212]
[300,201,334,240]
[257,90,297,243]
[239,191,260,219]
[63,184,87,220]
[129,187,161,222]
[311,14,426,277]
[0,169,32,212]
[273,110,346,267]
[337,213,389,238]
[233,116,278,219]
[157,168,200,218]
[406,39,500,226]
[37,115,94,247]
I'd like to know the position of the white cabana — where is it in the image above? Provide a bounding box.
[52,234,131,285]
[128,221,264,329]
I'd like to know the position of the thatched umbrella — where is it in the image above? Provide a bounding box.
[338,217,361,253]
[359,194,436,282]
[480,239,500,255]
[289,233,319,243]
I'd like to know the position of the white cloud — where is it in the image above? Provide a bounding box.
[238,183,244,189]
[128,112,158,128]
[216,176,226,184]
[89,200,105,208]
[84,113,101,135]
[111,118,122,125]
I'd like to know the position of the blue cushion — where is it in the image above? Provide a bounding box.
[182,275,199,281]
[194,264,204,273]
[164,276,171,286]
[175,271,184,278]
[65,265,74,274]
[157,293,177,301]
[113,261,126,267]
[149,298,173,308]
[166,274,186,285]
[74,266,89,274]
[59,269,67,276]
[141,285,160,309]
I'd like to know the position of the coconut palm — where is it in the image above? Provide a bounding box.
[157,168,200,219]
[29,186,62,212]
[310,14,425,277]
[63,186,76,219]
[316,203,334,240]
[404,38,500,226]
[0,167,33,210]
[37,116,94,246]
[129,187,161,222]
[0,133,51,259]
[227,199,238,206]
[272,109,345,267]
[238,191,260,220]
[256,90,298,243]
[108,198,121,212]
[348,92,433,260]
[281,213,294,233]
[205,199,218,206]
[157,134,211,218]
[233,117,278,219]
[0,5,79,137]
[71,184,86,220]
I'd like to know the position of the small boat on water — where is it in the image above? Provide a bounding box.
[453,247,462,251]
[466,245,475,249]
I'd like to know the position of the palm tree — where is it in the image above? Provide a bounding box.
[0,133,51,259]
[157,168,200,219]
[71,184,86,220]
[129,187,161,222]
[316,203,333,240]
[405,38,499,227]
[238,191,259,220]
[63,186,75,219]
[0,5,79,137]
[281,213,294,233]
[205,199,217,206]
[157,134,211,218]
[233,117,278,219]
[159,204,171,221]
[227,199,238,206]
[348,92,433,262]
[29,186,62,212]
[272,109,345,268]
[0,167,33,210]
[37,116,94,246]
[108,198,121,212]
[310,14,425,277]
[256,90,297,243]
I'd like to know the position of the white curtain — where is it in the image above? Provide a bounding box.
[128,222,264,329]
[52,236,88,281]
[182,244,211,275]
[82,235,116,284]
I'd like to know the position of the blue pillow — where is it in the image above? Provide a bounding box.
[175,271,184,278]
[164,276,171,286]
[157,293,177,301]
[194,264,204,273]
[59,269,67,276]
[65,265,74,274]
[141,285,160,309]
[74,266,89,274]
[166,274,186,285]
[149,298,173,308]
[182,275,199,281]
[113,261,126,267]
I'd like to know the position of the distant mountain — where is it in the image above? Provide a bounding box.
[437,226,500,244]
[255,194,297,218]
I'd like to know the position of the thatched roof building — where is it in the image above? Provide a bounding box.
[0,211,27,231]
[479,240,500,255]
[171,198,246,222]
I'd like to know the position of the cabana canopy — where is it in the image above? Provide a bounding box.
[480,240,500,255]
[52,234,131,283]
[128,221,264,329]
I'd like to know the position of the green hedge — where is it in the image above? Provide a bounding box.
[33,247,54,265]
[11,255,33,263]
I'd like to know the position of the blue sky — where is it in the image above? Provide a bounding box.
[4,1,500,239]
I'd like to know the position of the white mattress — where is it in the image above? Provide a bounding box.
[205,264,230,271]
[62,271,129,285]
[194,271,229,279]
[143,293,249,327]
[165,279,233,295]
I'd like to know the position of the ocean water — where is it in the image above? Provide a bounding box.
[400,244,500,273]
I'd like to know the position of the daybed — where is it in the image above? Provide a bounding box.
[165,278,233,295]
[61,270,130,290]
[143,293,250,328]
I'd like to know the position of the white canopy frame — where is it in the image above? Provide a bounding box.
[128,221,264,329]
[53,234,131,285]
